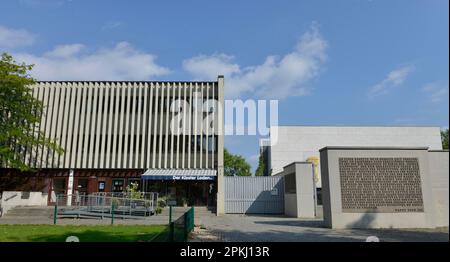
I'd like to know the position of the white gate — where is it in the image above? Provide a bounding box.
[224,176,284,214]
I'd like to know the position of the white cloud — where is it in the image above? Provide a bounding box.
[422,82,449,103]
[368,65,414,98]
[14,42,170,80]
[183,24,327,99]
[183,54,240,80]
[0,25,35,49]
[43,44,85,58]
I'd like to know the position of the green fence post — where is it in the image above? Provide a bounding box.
[169,222,174,242]
[53,204,57,225]
[111,204,115,225]
[169,205,172,223]
[183,212,188,241]
[169,205,174,241]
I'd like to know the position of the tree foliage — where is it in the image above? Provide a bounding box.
[0,53,63,171]
[224,148,252,176]
[442,129,449,150]
[254,152,266,176]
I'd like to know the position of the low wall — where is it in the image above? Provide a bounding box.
[1,191,48,215]
[428,151,449,227]
[284,193,298,217]
[282,162,316,218]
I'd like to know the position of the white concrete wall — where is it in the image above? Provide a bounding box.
[1,191,48,215]
[428,151,449,227]
[295,163,316,218]
[284,194,298,217]
[269,126,443,187]
[283,162,316,218]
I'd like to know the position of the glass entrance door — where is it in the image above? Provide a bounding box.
[76,178,88,195]
[53,178,66,196]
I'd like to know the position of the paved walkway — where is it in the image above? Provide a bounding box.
[197,214,449,242]
[2,207,448,242]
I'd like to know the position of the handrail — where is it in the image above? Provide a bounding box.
[4,193,18,202]
[55,193,157,218]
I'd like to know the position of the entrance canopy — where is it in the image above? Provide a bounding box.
[141,169,216,181]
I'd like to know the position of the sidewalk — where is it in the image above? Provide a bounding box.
[193,214,449,242]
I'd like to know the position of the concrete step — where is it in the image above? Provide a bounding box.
[2,206,54,218]
[6,210,53,216]
[159,206,216,217]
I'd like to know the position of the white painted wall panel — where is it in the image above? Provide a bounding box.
[268,126,444,187]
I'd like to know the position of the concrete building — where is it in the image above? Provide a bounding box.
[261,126,443,188]
[0,77,225,212]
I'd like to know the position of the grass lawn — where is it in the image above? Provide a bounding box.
[0,225,169,242]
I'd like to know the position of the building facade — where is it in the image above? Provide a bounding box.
[261,126,443,188]
[1,76,225,211]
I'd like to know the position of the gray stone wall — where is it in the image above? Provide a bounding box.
[428,151,449,227]
[320,147,439,229]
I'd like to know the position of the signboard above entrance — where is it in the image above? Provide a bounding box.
[142,175,215,181]
[141,169,217,181]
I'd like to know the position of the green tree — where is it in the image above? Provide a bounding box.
[442,129,449,150]
[254,152,266,176]
[224,148,252,176]
[0,53,63,171]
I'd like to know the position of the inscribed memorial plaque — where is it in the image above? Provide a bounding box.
[339,157,424,213]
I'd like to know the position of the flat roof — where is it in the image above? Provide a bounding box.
[271,125,441,128]
[283,161,313,169]
[34,76,224,84]
[319,146,430,152]
[35,80,219,84]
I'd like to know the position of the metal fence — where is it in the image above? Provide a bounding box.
[54,193,157,222]
[224,176,285,214]
[91,192,158,207]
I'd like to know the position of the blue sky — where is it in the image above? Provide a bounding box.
[1,0,448,171]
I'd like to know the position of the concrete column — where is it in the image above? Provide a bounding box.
[283,162,316,218]
[216,76,225,215]
[295,163,316,218]
[67,169,74,206]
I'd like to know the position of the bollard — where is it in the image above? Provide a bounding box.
[169,205,172,224]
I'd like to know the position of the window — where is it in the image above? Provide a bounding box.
[127,178,141,191]
[98,181,106,192]
[112,179,125,192]
[284,173,296,194]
